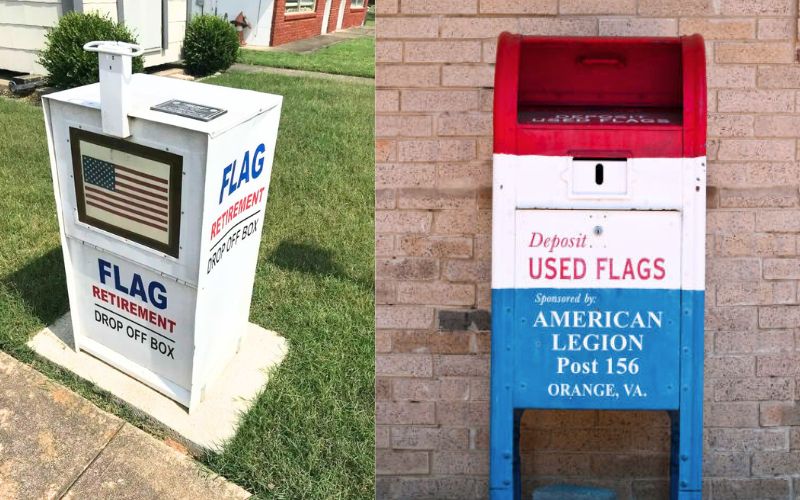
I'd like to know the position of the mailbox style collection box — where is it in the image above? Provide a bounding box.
[43,45,282,412]
[490,34,706,499]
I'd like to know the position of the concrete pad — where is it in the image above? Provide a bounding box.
[28,312,288,452]
[0,351,124,498]
[63,423,249,499]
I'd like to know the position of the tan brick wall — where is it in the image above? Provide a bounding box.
[375,0,800,498]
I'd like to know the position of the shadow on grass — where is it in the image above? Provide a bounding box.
[1,247,69,329]
[267,240,371,290]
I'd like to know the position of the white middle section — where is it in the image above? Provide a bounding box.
[514,209,681,289]
[492,154,706,291]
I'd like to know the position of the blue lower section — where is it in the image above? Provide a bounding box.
[489,287,705,499]
[509,287,681,410]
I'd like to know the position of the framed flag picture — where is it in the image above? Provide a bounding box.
[70,128,183,258]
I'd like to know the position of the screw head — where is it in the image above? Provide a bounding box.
[593,225,603,236]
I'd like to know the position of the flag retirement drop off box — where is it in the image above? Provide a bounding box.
[490,34,706,499]
[42,42,282,412]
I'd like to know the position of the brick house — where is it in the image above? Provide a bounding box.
[376,0,800,498]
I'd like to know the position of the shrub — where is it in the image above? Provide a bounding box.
[38,12,143,89]
[182,15,240,76]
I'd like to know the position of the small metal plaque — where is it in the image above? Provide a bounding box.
[151,100,227,122]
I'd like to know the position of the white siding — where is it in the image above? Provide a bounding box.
[0,0,62,73]
[0,0,188,74]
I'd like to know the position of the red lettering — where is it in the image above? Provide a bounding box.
[559,258,570,279]
[545,257,557,279]
[92,285,101,299]
[596,258,608,279]
[574,258,586,279]
[529,257,542,279]
[653,258,666,280]
[608,259,620,280]
[622,259,635,280]
[637,258,651,279]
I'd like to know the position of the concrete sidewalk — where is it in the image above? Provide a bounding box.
[0,352,250,499]
[229,63,373,84]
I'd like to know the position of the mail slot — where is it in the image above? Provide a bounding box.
[489,33,706,499]
[42,42,282,412]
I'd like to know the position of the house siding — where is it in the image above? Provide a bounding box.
[0,0,186,75]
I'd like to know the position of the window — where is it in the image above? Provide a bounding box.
[285,0,315,13]
[351,0,365,7]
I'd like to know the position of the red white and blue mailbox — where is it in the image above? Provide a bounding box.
[490,34,706,498]
[42,42,282,412]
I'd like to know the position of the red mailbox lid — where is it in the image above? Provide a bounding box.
[493,33,706,158]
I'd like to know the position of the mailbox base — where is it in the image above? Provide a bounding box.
[27,312,287,453]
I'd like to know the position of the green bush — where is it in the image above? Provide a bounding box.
[38,12,143,89]
[183,15,240,76]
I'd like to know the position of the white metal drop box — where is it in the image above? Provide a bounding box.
[42,43,282,412]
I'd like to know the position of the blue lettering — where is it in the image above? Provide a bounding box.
[237,151,251,187]
[129,274,147,302]
[228,159,238,197]
[219,163,233,204]
[149,281,167,310]
[219,143,267,204]
[98,259,112,284]
[252,143,266,179]
[113,264,128,294]
[96,258,168,310]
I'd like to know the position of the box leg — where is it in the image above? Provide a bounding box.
[490,289,516,499]
[675,290,705,498]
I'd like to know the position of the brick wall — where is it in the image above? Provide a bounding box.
[375,0,800,498]
[271,0,367,46]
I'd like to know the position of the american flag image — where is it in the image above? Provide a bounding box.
[80,141,171,244]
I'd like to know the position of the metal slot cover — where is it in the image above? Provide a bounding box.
[571,158,627,196]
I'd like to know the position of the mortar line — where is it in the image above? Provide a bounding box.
[56,421,126,499]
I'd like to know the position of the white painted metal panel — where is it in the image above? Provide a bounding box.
[192,107,280,402]
[514,210,682,290]
[45,102,207,284]
[492,154,706,291]
[65,240,197,388]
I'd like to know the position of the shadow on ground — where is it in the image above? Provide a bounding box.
[1,247,69,328]
[267,240,370,290]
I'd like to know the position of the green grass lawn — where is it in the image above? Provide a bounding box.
[0,71,374,498]
[239,36,374,78]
